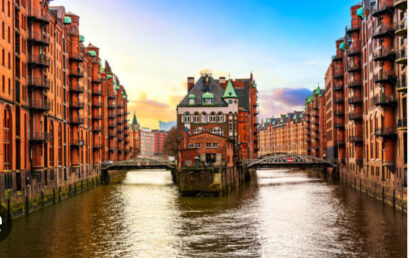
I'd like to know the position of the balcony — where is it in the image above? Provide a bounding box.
[334,71,344,79]
[395,49,407,65]
[108,91,116,99]
[93,125,103,132]
[28,54,50,68]
[71,140,84,147]
[374,72,396,84]
[334,98,344,104]
[27,9,50,24]
[395,20,407,37]
[375,127,397,138]
[117,103,124,108]
[69,53,84,62]
[93,114,103,120]
[92,88,103,96]
[70,100,84,109]
[347,62,361,73]
[334,110,344,116]
[372,2,395,17]
[70,117,84,125]
[349,135,363,142]
[30,100,51,111]
[373,94,397,107]
[347,43,361,56]
[69,84,84,93]
[373,47,396,62]
[69,69,84,78]
[27,32,50,46]
[332,54,342,61]
[335,141,345,147]
[334,84,344,91]
[108,123,115,128]
[27,76,50,90]
[92,76,103,84]
[348,112,362,120]
[29,132,50,142]
[108,103,116,109]
[372,24,395,39]
[108,114,116,119]
[92,101,103,108]
[93,143,103,149]
[398,118,407,130]
[334,123,345,129]
[394,0,407,10]
[347,78,362,89]
[346,22,360,34]
[348,96,362,105]
[396,80,407,93]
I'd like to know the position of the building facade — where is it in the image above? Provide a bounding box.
[152,129,167,155]
[140,128,154,157]
[0,1,130,204]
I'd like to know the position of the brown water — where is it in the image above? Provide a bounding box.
[0,169,406,257]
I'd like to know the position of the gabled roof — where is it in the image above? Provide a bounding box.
[178,76,227,107]
[223,80,238,98]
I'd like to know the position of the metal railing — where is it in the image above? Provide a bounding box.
[27,76,50,89]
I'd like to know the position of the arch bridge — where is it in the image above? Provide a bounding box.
[102,158,176,171]
[244,153,336,169]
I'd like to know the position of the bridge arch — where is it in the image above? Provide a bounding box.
[247,153,336,168]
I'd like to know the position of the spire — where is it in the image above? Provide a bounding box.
[132,114,138,126]
[223,80,238,99]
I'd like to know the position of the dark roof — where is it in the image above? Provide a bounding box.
[235,81,249,110]
[178,76,227,107]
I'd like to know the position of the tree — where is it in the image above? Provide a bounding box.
[163,127,178,156]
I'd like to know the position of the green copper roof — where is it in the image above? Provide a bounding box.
[88,50,96,57]
[107,75,112,80]
[253,82,257,88]
[79,35,84,42]
[223,80,238,98]
[202,92,214,98]
[280,118,284,123]
[314,86,320,95]
[122,96,126,99]
[272,120,276,125]
[293,114,297,120]
[339,42,345,51]
[188,94,195,99]
[115,86,120,90]
[127,99,130,103]
[300,114,304,118]
[266,118,271,123]
[63,16,72,24]
[357,7,364,19]
[98,60,101,66]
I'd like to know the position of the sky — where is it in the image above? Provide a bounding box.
[53,0,358,129]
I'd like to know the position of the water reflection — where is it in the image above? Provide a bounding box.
[0,169,406,257]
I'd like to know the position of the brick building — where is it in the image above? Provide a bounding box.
[152,129,167,155]
[258,0,407,210]
[0,1,130,201]
[176,72,258,167]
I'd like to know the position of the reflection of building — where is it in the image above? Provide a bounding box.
[159,121,176,132]
[176,72,258,167]
[152,130,168,155]
[140,128,155,157]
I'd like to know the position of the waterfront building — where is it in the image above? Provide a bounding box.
[140,128,154,157]
[159,120,176,132]
[0,1,130,203]
[176,72,258,167]
[152,129,168,155]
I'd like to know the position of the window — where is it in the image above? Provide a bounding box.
[218,113,224,123]
[3,106,11,170]
[196,143,201,148]
[204,98,213,104]
[211,127,223,136]
[206,143,211,148]
[184,112,190,123]
[193,112,199,123]
[201,112,207,123]
[210,112,216,123]
[188,143,194,149]
[194,127,203,134]
[213,143,218,148]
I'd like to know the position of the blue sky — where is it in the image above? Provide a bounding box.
[54,0,358,128]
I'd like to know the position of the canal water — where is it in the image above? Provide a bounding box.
[0,169,406,257]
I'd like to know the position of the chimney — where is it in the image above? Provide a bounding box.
[219,76,226,85]
[187,77,194,92]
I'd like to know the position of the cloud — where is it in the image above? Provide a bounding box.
[259,87,312,119]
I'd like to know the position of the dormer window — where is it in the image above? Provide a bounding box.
[204,98,213,104]
[202,92,214,105]
[188,94,195,105]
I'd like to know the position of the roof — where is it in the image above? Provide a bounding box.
[235,82,249,110]
[222,80,238,98]
[132,114,138,125]
[178,76,227,107]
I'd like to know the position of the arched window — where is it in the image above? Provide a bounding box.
[49,121,54,166]
[201,112,207,123]
[58,124,62,166]
[193,112,199,123]
[184,112,190,123]
[210,112,216,123]
[3,105,11,170]
[211,127,223,136]
[194,127,204,134]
